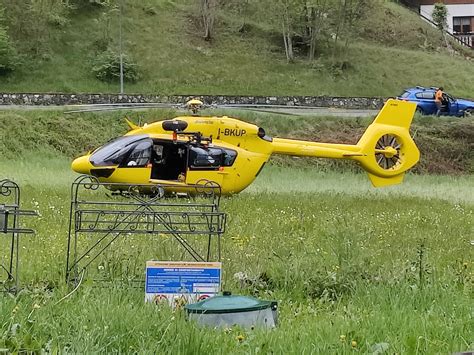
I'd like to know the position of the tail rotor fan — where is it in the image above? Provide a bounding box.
[375,134,402,170]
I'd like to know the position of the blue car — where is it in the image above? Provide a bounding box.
[397,87,473,117]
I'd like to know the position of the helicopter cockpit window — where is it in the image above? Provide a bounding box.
[122,139,153,167]
[90,135,149,167]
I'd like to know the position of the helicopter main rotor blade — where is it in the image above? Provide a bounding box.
[211,107,301,116]
[64,103,182,114]
[67,102,179,108]
[215,104,327,110]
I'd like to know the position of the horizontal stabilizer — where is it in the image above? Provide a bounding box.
[125,118,140,131]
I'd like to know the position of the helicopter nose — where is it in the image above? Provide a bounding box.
[71,155,91,174]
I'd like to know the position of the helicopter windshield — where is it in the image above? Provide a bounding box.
[90,135,150,167]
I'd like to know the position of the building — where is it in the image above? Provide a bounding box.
[405,0,474,48]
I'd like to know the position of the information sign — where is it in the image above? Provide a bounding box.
[145,261,221,307]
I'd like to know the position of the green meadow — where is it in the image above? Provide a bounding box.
[0,153,472,353]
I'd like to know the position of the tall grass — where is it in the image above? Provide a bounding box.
[247,165,474,204]
[0,157,472,353]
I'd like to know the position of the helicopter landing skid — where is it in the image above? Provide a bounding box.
[65,175,226,287]
[0,179,37,294]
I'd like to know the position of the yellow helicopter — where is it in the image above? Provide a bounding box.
[71,99,420,195]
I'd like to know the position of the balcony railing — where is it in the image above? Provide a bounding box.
[453,33,474,49]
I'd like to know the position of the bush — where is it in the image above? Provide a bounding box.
[0,25,17,75]
[73,0,111,8]
[91,49,140,83]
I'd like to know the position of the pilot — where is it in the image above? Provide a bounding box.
[153,145,164,164]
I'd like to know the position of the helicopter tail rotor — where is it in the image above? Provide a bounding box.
[354,99,420,187]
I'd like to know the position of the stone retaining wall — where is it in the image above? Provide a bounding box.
[0,93,385,109]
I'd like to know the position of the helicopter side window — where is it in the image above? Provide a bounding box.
[188,146,237,170]
[122,139,153,167]
[223,148,237,167]
[90,135,149,167]
[189,147,223,170]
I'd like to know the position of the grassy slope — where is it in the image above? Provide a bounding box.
[0,1,473,97]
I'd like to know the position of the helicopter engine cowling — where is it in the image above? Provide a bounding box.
[162,120,188,132]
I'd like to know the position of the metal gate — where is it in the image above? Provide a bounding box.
[66,175,226,285]
[0,179,37,293]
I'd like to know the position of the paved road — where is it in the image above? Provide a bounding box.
[0,104,380,117]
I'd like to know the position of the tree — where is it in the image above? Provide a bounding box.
[200,0,218,41]
[221,0,256,33]
[270,0,305,63]
[328,0,369,68]
[304,0,330,61]
[432,3,453,54]
[0,0,72,56]
[432,2,447,31]
[0,20,17,75]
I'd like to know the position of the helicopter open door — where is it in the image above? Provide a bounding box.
[150,141,188,181]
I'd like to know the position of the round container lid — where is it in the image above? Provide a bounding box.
[185,291,275,314]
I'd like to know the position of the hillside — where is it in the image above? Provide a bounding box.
[0,108,472,175]
[0,0,473,97]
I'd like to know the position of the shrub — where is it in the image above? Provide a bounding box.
[91,49,140,83]
[432,3,447,30]
[0,25,17,75]
[73,0,112,8]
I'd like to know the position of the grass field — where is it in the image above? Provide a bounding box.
[0,156,472,353]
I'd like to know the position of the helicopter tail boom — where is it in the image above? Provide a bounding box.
[271,99,420,187]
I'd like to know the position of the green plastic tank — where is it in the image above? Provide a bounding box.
[185,291,278,328]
